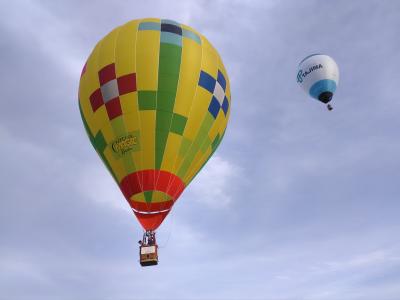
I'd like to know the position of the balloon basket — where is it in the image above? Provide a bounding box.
[139,231,158,266]
[139,244,158,266]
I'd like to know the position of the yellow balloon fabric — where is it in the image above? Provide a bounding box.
[78,18,231,230]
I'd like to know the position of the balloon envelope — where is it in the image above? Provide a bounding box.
[297,54,339,103]
[78,19,231,230]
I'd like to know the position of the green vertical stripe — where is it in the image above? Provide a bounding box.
[211,133,221,152]
[155,39,182,169]
[144,191,153,203]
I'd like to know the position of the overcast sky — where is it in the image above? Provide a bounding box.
[1,0,400,299]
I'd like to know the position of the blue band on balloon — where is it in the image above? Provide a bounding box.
[309,79,337,100]
[182,29,201,44]
[161,32,182,46]
[139,22,161,31]
[161,19,181,26]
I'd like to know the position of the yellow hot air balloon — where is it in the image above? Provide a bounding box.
[78,18,231,265]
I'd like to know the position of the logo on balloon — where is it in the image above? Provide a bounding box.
[297,64,323,83]
[111,132,140,158]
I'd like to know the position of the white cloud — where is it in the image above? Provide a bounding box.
[0,251,49,285]
[324,249,400,272]
[0,0,84,78]
[187,155,240,208]
[75,155,241,212]
[76,162,132,213]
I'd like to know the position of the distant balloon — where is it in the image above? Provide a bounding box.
[297,54,339,110]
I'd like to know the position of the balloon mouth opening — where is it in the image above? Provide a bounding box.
[318,91,333,103]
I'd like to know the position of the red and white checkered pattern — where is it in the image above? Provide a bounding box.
[89,63,137,120]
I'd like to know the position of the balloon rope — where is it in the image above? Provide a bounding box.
[158,206,174,249]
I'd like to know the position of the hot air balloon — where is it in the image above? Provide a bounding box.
[78,18,231,266]
[297,54,339,110]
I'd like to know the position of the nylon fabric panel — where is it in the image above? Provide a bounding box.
[155,41,182,169]
[99,27,137,182]
[199,37,218,78]
[114,21,138,76]
[94,108,114,143]
[173,39,201,115]
[184,125,220,183]
[139,110,156,170]
[136,27,160,90]
[160,132,182,171]
[103,147,126,182]
[180,53,231,184]
[160,36,202,172]
[181,88,210,140]
[177,112,214,180]
[185,111,229,185]
[122,111,142,171]
[97,27,120,75]
[217,56,231,102]
[136,26,160,174]
[115,23,142,174]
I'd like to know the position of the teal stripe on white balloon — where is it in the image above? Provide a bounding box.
[309,79,337,100]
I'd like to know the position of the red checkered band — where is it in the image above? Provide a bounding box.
[88,63,137,120]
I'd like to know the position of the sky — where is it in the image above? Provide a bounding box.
[1,0,400,299]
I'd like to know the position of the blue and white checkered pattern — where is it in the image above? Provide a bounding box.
[198,70,229,119]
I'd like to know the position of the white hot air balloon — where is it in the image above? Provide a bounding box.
[297,54,339,111]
